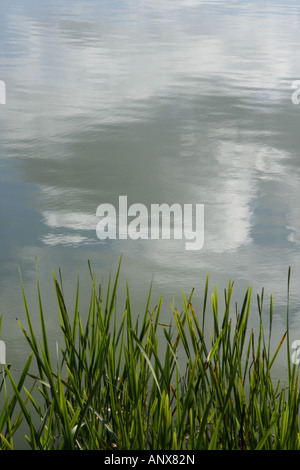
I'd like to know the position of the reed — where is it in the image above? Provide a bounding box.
[0,259,299,450]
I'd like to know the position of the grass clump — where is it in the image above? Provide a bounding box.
[0,259,299,450]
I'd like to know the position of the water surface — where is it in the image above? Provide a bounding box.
[1,0,300,377]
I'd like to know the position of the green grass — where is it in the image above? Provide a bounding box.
[0,258,300,450]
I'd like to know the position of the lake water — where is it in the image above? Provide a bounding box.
[1,0,300,378]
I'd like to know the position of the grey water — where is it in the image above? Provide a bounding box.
[1,0,300,381]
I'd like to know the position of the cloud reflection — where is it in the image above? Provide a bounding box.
[1,0,300,308]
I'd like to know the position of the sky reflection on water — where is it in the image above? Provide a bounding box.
[1,0,300,368]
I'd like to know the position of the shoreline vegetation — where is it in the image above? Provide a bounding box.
[0,258,300,450]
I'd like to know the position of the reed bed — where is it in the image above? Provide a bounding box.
[0,258,299,450]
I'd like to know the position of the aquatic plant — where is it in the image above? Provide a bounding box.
[0,259,299,450]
